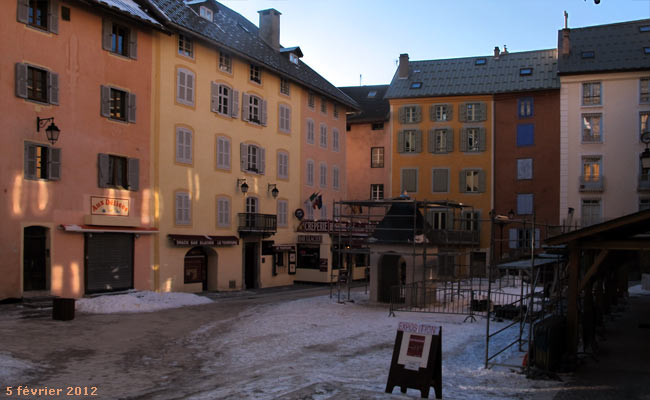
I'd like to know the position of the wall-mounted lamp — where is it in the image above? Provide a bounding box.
[268,183,279,198]
[36,117,61,145]
[237,178,249,194]
[641,130,650,169]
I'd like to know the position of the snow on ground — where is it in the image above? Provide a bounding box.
[0,353,39,387]
[75,291,212,314]
[629,283,649,296]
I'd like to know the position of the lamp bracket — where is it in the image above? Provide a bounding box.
[37,117,55,132]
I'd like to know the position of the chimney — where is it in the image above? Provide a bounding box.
[494,46,500,58]
[561,11,571,57]
[258,9,281,50]
[398,53,409,79]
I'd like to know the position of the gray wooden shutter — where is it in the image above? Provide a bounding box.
[509,228,518,248]
[446,104,454,121]
[478,169,486,193]
[429,106,435,122]
[17,0,29,24]
[398,107,406,123]
[242,93,250,121]
[175,193,183,225]
[100,85,110,117]
[433,169,448,192]
[428,130,435,153]
[475,210,482,231]
[48,71,59,105]
[458,103,467,122]
[186,72,193,104]
[210,82,218,113]
[460,128,468,152]
[240,142,247,171]
[177,69,185,102]
[415,130,422,153]
[414,106,422,123]
[479,128,486,151]
[127,92,136,123]
[260,99,268,126]
[128,28,137,59]
[24,143,37,179]
[446,129,454,152]
[48,0,58,34]
[478,102,487,121]
[535,229,540,249]
[259,147,266,174]
[231,90,239,118]
[459,170,466,193]
[184,131,192,162]
[102,18,112,51]
[127,157,139,191]
[15,63,28,99]
[98,153,110,187]
[176,128,183,162]
[48,147,61,180]
[397,131,405,153]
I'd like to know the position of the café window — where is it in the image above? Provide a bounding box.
[297,244,320,269]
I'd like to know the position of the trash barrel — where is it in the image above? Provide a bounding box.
[52,298,75,321]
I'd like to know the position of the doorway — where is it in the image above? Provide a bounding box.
[184,247,208,291]
[244,242,259,289]
[378,254,401,303]
[23,226,48,292]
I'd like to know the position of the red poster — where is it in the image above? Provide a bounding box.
[406,334,426,357]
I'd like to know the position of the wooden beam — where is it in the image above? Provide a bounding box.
[577,239,650,250]
[566,244,580,357]
[579,250,609,291]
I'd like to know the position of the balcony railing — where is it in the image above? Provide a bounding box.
[579,175,604,192]
[237,213,277,234]
[638,174,650,192]
[428,229,480,246]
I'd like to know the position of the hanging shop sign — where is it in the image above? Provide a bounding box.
[297,220,375,234]
[288,252,296,275]
[298,235,322,244]
[385,322,442,399]
[168,234,239,247]
[91,196,130,216]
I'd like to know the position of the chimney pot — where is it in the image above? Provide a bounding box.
[258,8,281,50]
[494,46,500,57]
[398,53,409,79]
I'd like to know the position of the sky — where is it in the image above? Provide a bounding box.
[221,0,650,87]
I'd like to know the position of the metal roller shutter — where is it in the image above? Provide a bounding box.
[86,233,134,294]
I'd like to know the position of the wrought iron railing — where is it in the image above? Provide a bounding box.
[579,175,604,192]
[237,213,277,233]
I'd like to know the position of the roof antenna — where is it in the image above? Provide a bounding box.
[564,10,568,29]
[360,74,362,86]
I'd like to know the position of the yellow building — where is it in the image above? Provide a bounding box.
[148,0,356,292]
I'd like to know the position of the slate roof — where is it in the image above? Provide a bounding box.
[557,19,650,75]
[371,202,428,244]
[88,0,162,26]
[384,49,559,100]
[144,0,358,109]
[339,85,390,123]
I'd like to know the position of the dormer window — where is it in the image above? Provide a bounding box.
[410,82,422,89]
[367,91,377,98]
[645,47,650,55]
[289,53,299,64]
[640,25,650,32]
[475,58,487,66]
[519,68,533,76]
[581,51,595,59]
[200,6,213,21]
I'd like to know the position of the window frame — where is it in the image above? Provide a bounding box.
[248,94,261,124]
[216,136,231,170]
[332,128,340,152]
[178,34,194,58]
[641,78,650,104]
[370,184,384,200]
[463,169,482,193]
[308,92,315,109]
[582,113,603,143]
[371,147,384,168]
[582,155,602,183]
[109,87,128,121]
[333,166,340,190]
[516,193,534,215]
[306,119,315,144]
[320,97,327,114]
[517,158,533,180]
[319,124,327,148]
[403,130,418,153]
[319,162,327,188]
[640,111,649,140]
[217,196,231,228]
[175,126,193,165]
[175,191,191,226]
[433,104,451,122]
[280,77,290,96]
[277,199,289,227]
[581,198,602,227]
[219,51,232,74]
[277,151,289,180]
[199,6,213,21]
[518,98,534,118]
[24,141,61,181]
[249,64,261,84]
[278,104,291,133]
[306,159,314,186]
[176,67,195,107]
[582,82,602,106]
[27,65,48,103]
[466,127,481,152]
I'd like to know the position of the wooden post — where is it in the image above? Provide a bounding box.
[566,244,580,358]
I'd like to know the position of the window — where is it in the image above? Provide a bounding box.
[509,228,540,249]
[410,82,422,89]
[463,103,485,122]
[582,82,601,106]
[461,169,484,193]
[250,64,261,84]
[398,130,421,153]
[367,91,377,98]
[216,136,231,170]
[516,124,534,147]
[475,58,487,65]
[178,34,193,58]
[426,210,447,230]
[211,83,239,118]
[18,0,58,33]
[399,105,421,124]
[580,114,602,143]
[581,199,601,226]
[320,124,327,148]
[581,51,595,59]
[463,211,481,231]
[100,86,136,123]
[641,25,650,32]
[519,68,533,76]
[308,92,315,109]
[319,163,327,187]
[639,198,650,211]
[175,127,192,164]
[24,142,61,181]
[432,168,448,193]
[242,93,266,125]
[462,128,484,152]
[176,68,195,106]
[582,156,602,183]
[332,129,340,151]
[306,206,314,220]
[279,104,291,133]
[97,154,139,191]
[217,197,231,227]
[280,77,290,95]
[333,104,339,119]
[320,204,328,220]
[103,20,136,58]
[641,78,650,103]
[15,63,59,105]
[401,168,418,193]
[429,129,453,153]
[219,51,232,73]
[306,160,314,186]
[306,119,315,144]
[371,122,384,130]
[277,200,288,227]
[518,98,533,118]
[175,192,191,225]
[432,104,452,121]
[517,158,533,180]
[199,6,213,21]
[28,0,49,30]
[333,166,340,190]
[246,197,258,213]
[371,184,384,200]
[371,147,384,168]
[640,112,649,139]
[277,151,289,179]
[517,194,534,215]
[320,97,327,114]
[240,143,265,174]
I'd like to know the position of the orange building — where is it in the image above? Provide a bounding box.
[1,0,161,299]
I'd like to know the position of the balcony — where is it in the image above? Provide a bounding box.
[638,173,650,192]
[428,229,480,246]
[237,213,277,236]
[579,175,604,192]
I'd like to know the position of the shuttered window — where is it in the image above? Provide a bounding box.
[333,166,340,190]
[176,68,195,106]
[431,104,453,121]
[15,63,59,105]
[100,85,136,123]
[306,160,314,186]
[175,192,191,225]
[517,194,534,215]
[401,168,418,193]
[459,102,487,122]
[306,119,315,144]
[428,128,453,153]
[397,130,422,153]
[320,124,328,148]
[279,104,291,133]
[97,154,139,191]
[216,136,231,170]
[175,127,192,164]
[432,168,449,192]
[24,142,61,181]
[460,127,486,152]
[102,18,136,59]
[277,151,289,179]
[332,129,340,152]
[319,163,327,187]
[242,94,267,125]
[240,143,265,174]
[17,0,58,34]
[210,82,238,118]
[217,196,230,227]
[277,200,288,227]
[399,105,422,124]
[460,169,485,193]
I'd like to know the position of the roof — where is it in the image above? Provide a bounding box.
[545,209,650,246]
[339,85,390,123]
[144,0,358,109]
[371,202,428,244]
[89,0,162,26]
[384,49,559,99]
[557,19,650,75]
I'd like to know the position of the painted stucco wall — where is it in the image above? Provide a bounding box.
[346,122,392,201]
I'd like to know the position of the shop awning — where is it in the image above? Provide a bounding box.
[60,224,158,234]
[168,234,239,247]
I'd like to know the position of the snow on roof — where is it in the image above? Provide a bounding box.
[94,0,161,25]
[76,291,212,314]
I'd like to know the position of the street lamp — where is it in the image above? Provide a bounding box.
[268,183,279,198]
[237,178,249,194]
[36,117,61,145]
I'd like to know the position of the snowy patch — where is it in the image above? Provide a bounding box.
[629,284,649,296]
[75,291,212,314]
[0,353,39,385]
